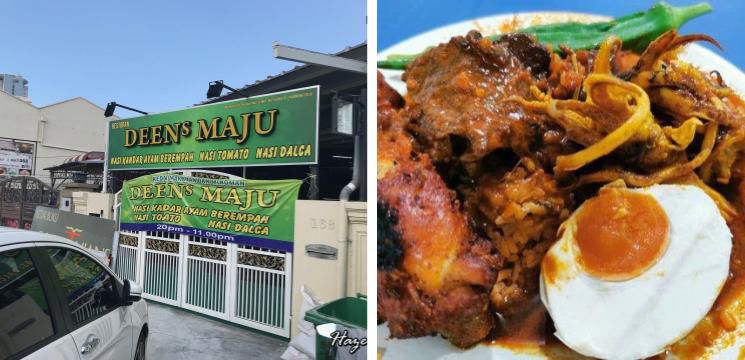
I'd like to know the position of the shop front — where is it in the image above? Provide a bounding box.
[106,87,320,338]
[196,43,368,339]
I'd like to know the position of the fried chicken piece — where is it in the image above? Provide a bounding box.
[378,253,497,347]
[377,75,500,347]
[402,31,549,165]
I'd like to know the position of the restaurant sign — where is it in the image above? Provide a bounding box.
[119,173,302,252]
[107,86,318,170]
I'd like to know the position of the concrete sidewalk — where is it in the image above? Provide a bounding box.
[146,302,288,359]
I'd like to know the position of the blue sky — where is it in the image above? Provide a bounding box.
[2,0,366,114]
[380,1,745,69]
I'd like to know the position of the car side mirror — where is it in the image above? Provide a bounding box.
[121,279,143,306]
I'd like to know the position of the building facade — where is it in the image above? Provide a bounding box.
[200,43,367,201]
[0,90,112,184]
[0,74,29,99]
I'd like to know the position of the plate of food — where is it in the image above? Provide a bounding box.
[377,2,745,359]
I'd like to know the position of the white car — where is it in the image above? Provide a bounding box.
[0,227,148,360]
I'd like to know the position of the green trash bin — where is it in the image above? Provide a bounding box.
[305,296,367,360]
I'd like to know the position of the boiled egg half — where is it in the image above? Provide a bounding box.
[540,184,732,360]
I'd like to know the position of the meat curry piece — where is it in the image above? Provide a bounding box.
[378,72,403,112]
[403,31,550,167]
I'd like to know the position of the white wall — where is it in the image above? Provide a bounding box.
[40,98,107,152]
[0,93,110,182]
[345,202,367,297]
[0,91,38,141]
[291,200,367,337]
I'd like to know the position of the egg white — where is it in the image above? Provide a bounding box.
[540,184,732,360]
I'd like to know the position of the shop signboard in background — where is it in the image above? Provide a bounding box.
[119,173,302,252]
[0,138,34,176]
[31,206,117,263]
[107,86,319,170]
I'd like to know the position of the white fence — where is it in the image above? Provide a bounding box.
[115,229,293,337]
[113,170,293,338]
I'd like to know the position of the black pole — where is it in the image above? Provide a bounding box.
[116,104,148,115]
[221,83,252,98]
[105,102,148,117]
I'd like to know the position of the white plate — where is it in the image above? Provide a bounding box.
[377,11,745,360]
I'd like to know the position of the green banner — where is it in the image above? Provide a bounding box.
[107,86,318,170]
[119,173,302,252]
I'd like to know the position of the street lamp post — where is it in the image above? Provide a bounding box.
[206,80,251,99]
[102,102,149,193]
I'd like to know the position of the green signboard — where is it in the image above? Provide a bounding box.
[107,86,318,170]
[119,173,302,252]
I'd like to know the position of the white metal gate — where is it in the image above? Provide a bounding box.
[115,231,139,283]
[141,230,182,306]
[113,170,293,337]
[232,244,292,334]
[183,235,229,318]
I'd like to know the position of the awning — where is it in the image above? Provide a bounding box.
[44,151,105,171]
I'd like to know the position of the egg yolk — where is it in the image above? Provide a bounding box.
[575,188,670,281]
